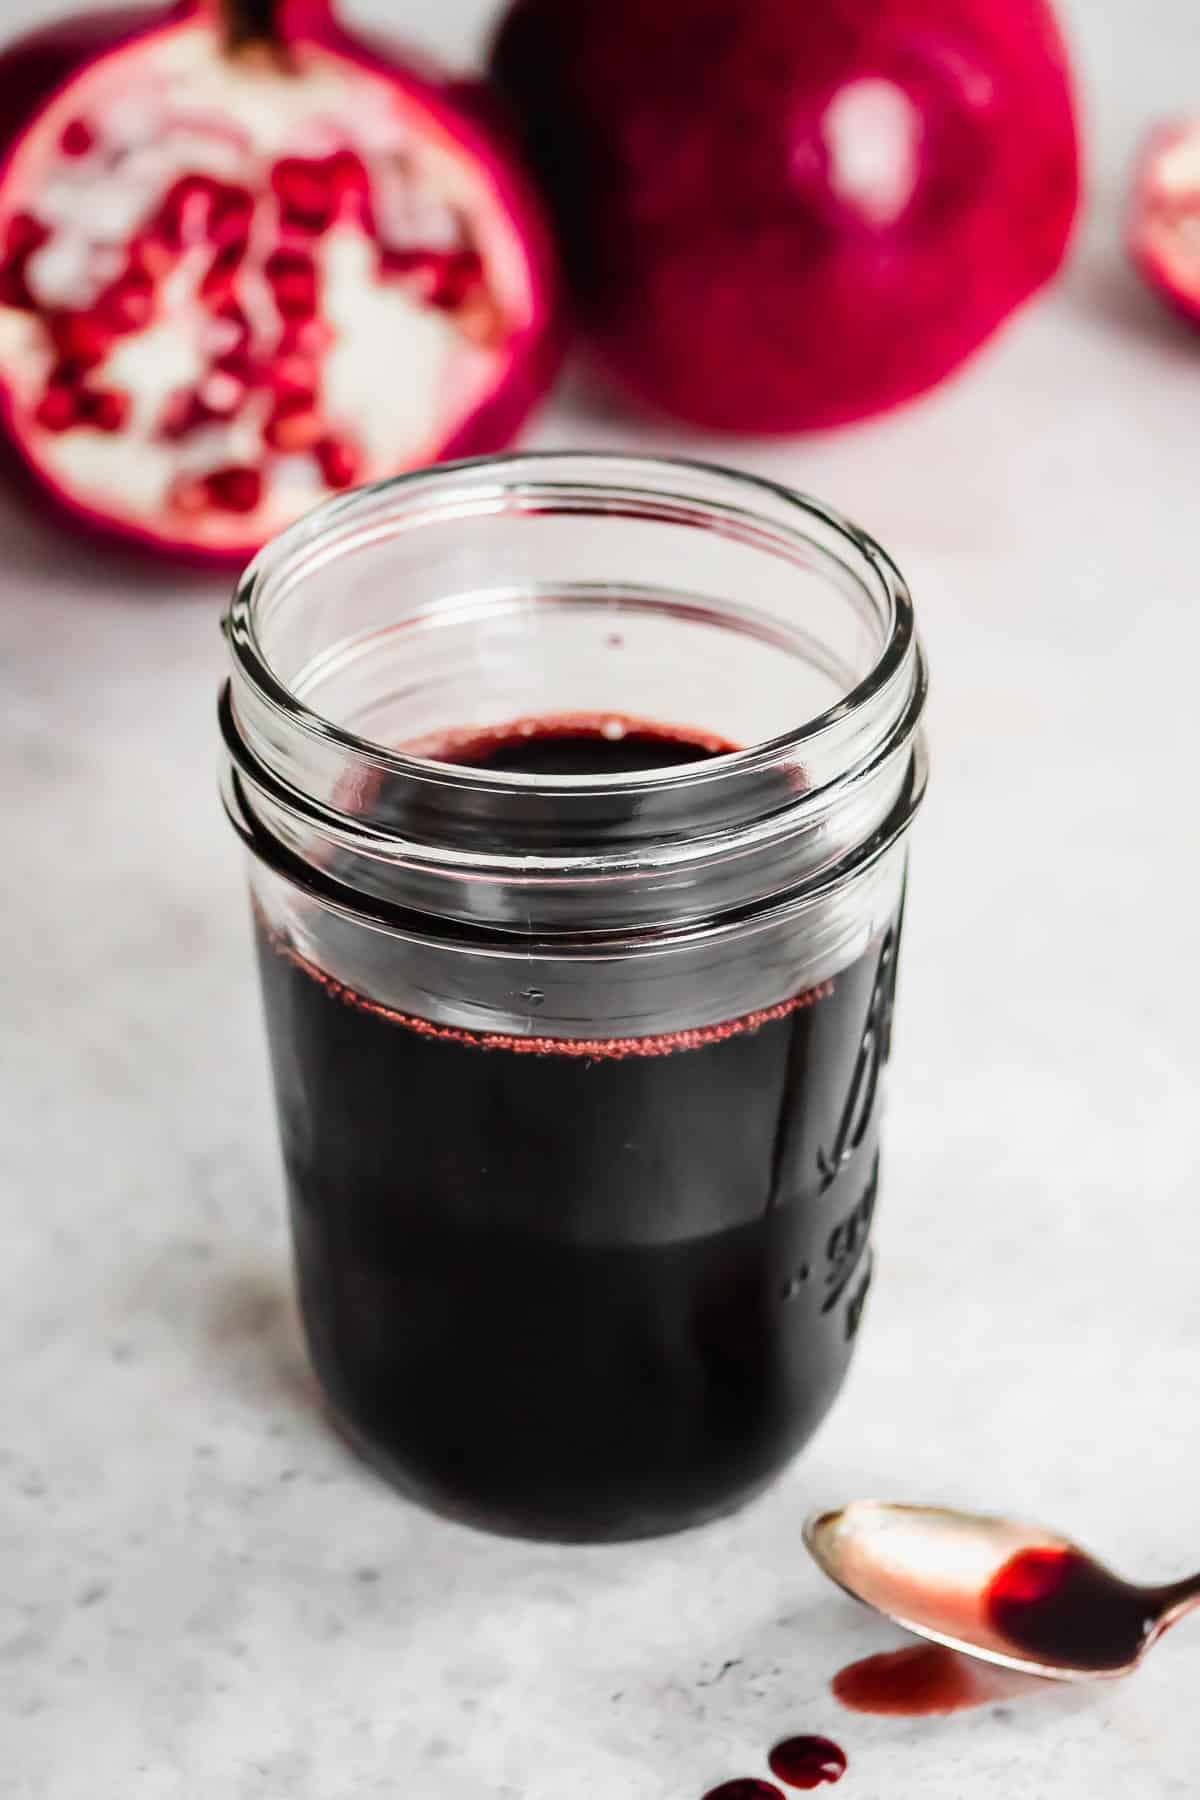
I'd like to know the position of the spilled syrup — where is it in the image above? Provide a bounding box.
[703,1544,1151,1793]
[831,1642,1026,1716]
[767,1735,847,1787]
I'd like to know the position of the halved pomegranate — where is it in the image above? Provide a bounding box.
[490,0,1081,433]
[0,0,562,561]
[1129,121,1200,329]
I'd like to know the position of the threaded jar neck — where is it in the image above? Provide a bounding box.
[221,452,927,943]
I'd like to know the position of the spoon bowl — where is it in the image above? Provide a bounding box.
[804,1501,1199,1681]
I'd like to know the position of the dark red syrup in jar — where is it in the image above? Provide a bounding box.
[255,716,899,1539]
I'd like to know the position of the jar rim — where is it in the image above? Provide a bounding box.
[225,450,916,795]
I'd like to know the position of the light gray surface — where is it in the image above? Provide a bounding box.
[4,2,1199,1795]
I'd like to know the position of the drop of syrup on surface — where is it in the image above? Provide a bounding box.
[702,1782,784,1800]
[767,1734,847,1787]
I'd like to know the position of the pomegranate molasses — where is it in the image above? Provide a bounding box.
[702,1783,785,1800]
[767,1735,847,1788]
[256,718,897,1539]
[986,1547,1159,1670]
[223,454,929,1540]
[832,1643,1012,1716]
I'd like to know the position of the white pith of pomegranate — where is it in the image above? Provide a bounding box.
[0,15,552,557]
[1129,121,1200,329]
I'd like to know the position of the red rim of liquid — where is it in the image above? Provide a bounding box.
[263,922,834,1059]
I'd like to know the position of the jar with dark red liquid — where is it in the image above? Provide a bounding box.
[220,452,928,1541]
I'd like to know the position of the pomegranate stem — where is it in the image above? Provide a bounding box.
[221,0,285,52]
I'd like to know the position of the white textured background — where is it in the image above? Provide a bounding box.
[4,2,1199,1796]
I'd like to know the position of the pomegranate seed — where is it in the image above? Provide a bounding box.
[0,266,34,309]
[214,346,259,391]
[209,184,253,250]
[277,317,333,359]
[35,386,81,432]
[159,387,234,440]
[0,214,50,310]
[265,247,318,321]
[433,249,484,308]
[60,119,95,158]
[272,157,337,234]
[272,152,372,234]
[205,465,263,513]
[380,246,433,277]
[96,267,155,333]
[157,173,222,251]
[270,351,317,394]
[381,247,483,308]
[173,465,264,516]
[315,434,360,490]
[132,236,173,282]
[7,213,49,257]
[329,150,369,194]
[265,391,321,451]
[84,389,129,432]
[49,311,112,368]
[200,242,244,307]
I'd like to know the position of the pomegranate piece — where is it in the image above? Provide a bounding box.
[1129,121,1200,329]
[383,246,486,309]
[0,211,49,309]
[83,389,130,432]
[35,384,82,433]
[490,0,1080,432]
[314,433,360,490]
[49,310,112,369]
[203,465,263,514]
[210,184,254,251]
[264,247,319,321]
[59,117,94,158]
[272,153,370,235]
[199,242,244,308]
[265,391,322,452]
[96,264,156,332]
[0,0,562,563]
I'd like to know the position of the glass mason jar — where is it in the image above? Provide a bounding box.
[220,452,928,1542]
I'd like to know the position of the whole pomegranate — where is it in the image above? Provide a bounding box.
[490,0,1081,433]
[1129,121,1200,329]
[0,0,561,561]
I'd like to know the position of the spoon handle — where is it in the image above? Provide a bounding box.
[1156,1574,1200,1628]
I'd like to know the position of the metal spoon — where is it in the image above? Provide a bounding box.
[804,1500,1200,1681]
